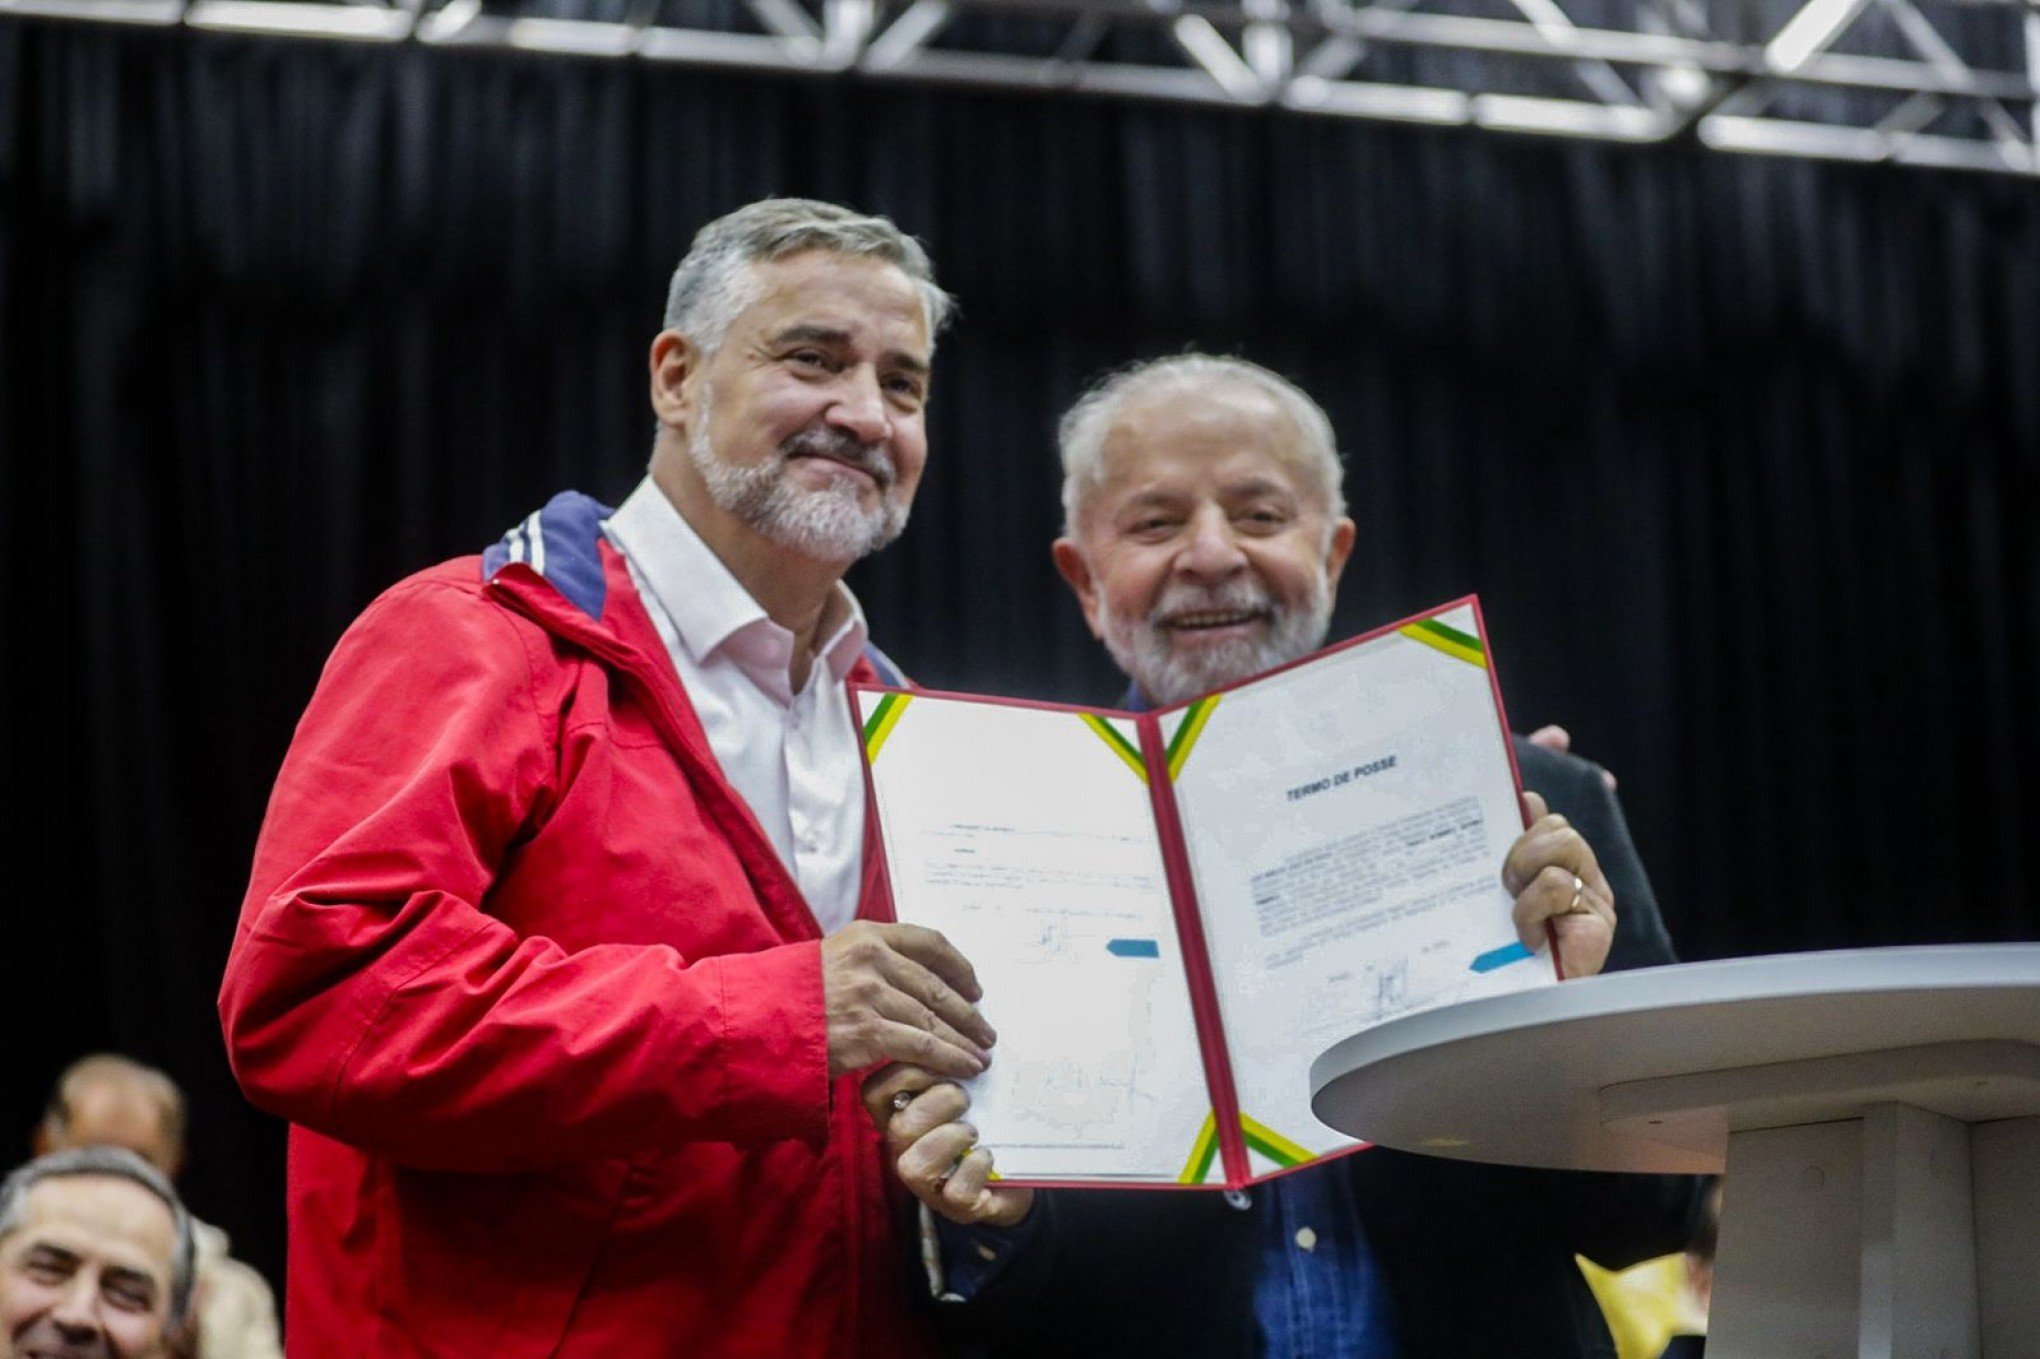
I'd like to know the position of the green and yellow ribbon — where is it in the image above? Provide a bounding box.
[1176,1109,1316,1184]
[1397,616,1486,668]
[1164,695,1220,781]
[862,692,912,763]
[1080,712,1148,781]
[1239,1113,1315,1170]
[1178,1111,1222,1184]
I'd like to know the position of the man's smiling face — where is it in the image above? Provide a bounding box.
[679,248,933,563]
[0,1175,177,1359]
[1054,381,1356,706]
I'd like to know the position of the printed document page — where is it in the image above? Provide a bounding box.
[863,694,1213,1182]
[1164,603,1547,1172]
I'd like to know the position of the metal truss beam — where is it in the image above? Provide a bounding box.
[4,0,2036,174]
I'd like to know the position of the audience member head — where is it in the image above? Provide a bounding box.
[34,1058,187,1183]
[0,1147,196,1358]
[1053,354,1357,705]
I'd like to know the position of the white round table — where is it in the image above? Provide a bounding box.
[1309,944,2040,1359]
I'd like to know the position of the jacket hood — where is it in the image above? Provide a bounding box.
[482,491,615,623]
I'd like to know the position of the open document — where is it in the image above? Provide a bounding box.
[854,597,1552,1190]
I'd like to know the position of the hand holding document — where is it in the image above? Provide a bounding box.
[855,598,1555,1189]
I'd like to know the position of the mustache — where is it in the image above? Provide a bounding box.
[779,424,896,490]
[1147,581,1276,625]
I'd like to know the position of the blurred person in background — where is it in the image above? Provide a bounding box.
[1576,1175,1717,1358]
[0,1145,196,1359]
[34,1056,279,1359]
[867,354,1707,1359]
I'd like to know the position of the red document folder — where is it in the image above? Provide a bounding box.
[853,596,1550,1190]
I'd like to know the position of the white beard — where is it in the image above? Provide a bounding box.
[1099,575,1333,707]
[686,392,909,563]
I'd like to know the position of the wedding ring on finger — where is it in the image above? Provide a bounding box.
[1566,873,1588,915]
[890,1089,916,1115]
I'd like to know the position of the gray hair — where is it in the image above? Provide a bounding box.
[1058,354,1346,535]
[0,1146,197,1329]
[663,198,955,357]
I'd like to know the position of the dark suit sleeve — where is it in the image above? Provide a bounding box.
[921,1189,1263,1358]
[1490,737,1706,1264]
[1510,736,1678,973]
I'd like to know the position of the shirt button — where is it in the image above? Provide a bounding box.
[1294,1227,1318,1252]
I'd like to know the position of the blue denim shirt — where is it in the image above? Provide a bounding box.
[1250,1164,1398,1359]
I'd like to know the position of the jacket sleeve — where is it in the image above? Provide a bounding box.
[1511,736,1678,971]
[1506,736,1709,1266]
[219,577,830,1172]
[919,1190,1266,1357]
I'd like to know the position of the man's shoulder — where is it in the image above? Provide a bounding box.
[381,554,493,602]
[1509,734,1613,808]
[359,545,633,634]
[354,491,623,632]
[332,553,611,694]
[348,554,526,641]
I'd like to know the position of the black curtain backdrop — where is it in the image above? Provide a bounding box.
[4,18,2037,1293]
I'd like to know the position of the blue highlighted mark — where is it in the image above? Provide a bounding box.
[1470,941,1535,973]
[1107,938,1161,959]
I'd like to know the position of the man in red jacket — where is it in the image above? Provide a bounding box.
[220,199,991,1358]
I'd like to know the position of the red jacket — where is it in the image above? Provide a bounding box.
[221,493,933,1358]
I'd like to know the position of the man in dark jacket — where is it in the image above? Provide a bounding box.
[865,354,1704,1358]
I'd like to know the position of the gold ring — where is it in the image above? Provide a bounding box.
[1567,873,1586,914]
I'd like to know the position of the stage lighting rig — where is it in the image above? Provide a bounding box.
[3,0,2035,173]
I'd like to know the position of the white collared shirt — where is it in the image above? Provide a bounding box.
[603,478,868,936]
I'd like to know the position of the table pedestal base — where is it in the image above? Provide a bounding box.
[1708,1110,2040,1359]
